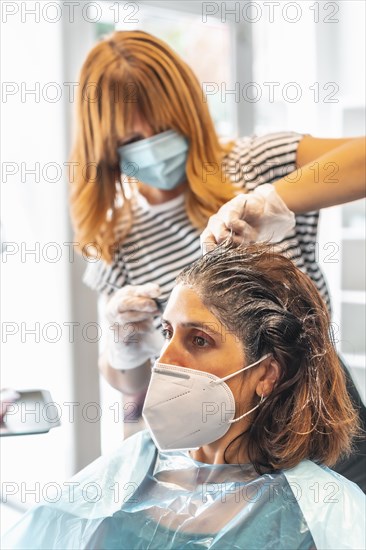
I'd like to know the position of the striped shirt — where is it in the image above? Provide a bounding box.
[83,132,331,319]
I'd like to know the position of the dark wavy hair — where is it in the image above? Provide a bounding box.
[176,242,361,473]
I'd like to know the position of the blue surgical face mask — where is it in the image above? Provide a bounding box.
[118,129,189,191]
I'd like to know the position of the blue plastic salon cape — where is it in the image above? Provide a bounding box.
[2,430,365,549]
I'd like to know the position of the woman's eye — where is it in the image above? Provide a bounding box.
[161,328,172,339]
[193,335,210,348]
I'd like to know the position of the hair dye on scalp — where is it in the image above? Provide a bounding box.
[177,243,361,473]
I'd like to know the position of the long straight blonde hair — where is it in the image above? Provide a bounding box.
[69,30,237,262]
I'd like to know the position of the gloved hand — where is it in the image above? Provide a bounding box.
[105,283,165,370]
[200,184,296,254]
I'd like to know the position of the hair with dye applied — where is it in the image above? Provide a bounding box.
[69,30,236,262]
[177,243,361,473]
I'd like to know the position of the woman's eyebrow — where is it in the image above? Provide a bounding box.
[161,319,222,336]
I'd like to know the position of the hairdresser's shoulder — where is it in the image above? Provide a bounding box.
[223,131,303,161]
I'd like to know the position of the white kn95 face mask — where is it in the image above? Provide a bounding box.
[142,354,271,452]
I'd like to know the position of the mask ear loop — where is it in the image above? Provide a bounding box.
[213,353,272,385]
[229,393,267,424]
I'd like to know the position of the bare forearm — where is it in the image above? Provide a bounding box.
[98,352,151,394]
[274,137,366,213]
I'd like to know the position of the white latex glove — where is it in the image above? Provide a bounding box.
[200,184,296,254]
[105,283,165,370]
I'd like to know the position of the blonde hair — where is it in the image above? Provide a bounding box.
[69,30,237,263]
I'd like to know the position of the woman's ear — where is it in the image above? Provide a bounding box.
[256,357,281,397]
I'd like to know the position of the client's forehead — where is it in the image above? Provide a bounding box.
[163,284,239,341]
[163,285,217,326]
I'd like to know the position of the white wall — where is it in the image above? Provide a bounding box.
[1,3,101,529]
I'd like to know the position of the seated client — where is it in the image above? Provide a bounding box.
[3,244,365,550]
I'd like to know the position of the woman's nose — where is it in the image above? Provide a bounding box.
[157,338,185,367]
